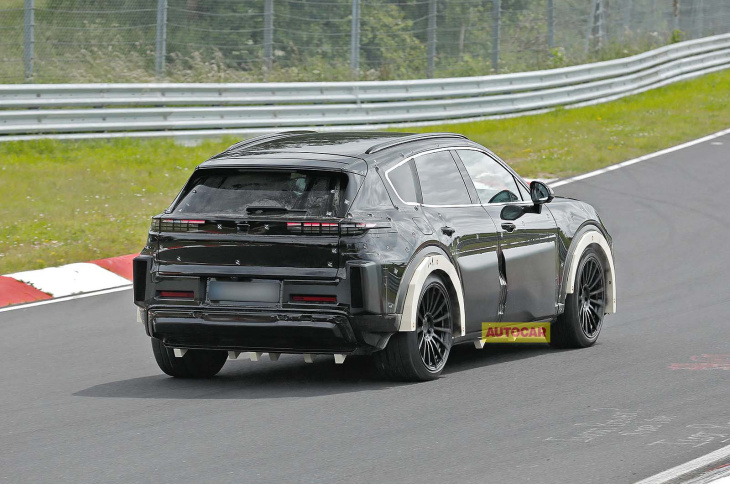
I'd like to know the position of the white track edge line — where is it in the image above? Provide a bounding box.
[635,444,730,484]
[0,284,132,313]
[551,127,730,188]
[1,127,729,314]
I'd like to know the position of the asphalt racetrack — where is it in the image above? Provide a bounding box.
[1,133,729,483]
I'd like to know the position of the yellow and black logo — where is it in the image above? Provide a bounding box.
[481,322,551,343]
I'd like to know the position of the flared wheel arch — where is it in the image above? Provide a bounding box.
[562,226,616,315]
[396,249,465,337]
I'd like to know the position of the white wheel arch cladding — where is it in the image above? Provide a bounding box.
[398,254,466,336]
[566,230,617,314]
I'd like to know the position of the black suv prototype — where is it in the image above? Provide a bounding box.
[134,131,616,381]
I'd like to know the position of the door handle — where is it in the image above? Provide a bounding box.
[501,222,516,233]
[441,226,456,236]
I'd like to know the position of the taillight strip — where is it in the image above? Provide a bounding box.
[286,221,386,235]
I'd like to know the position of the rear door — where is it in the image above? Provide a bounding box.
[408,149,502,337]
[154,167,357,279]
[454,148,559,322]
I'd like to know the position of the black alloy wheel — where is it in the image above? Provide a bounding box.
[417,281,453,372]
[374,273,454,381]
[550,247,606,348]
[576,254,606,338]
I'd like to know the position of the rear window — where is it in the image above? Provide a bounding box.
[173,169,350,217]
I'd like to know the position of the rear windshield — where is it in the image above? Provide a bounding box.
[173,169,350,217]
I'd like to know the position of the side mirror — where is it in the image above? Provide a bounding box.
[529,180,554,205]
[500,204,525,221]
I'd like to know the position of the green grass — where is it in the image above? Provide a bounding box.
[1,69,729,274]
[404,69,730,179]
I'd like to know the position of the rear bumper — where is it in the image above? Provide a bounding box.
[147,307,398,354]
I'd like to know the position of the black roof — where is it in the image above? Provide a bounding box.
[201,131,471,168]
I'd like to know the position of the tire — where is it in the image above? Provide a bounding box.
[374,273,454,381]
[151,338,227,378]
[550,246,606,349]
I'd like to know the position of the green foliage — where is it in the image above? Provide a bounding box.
[360,0,426,79]
[548,47,567,68]
[1,0,721,83]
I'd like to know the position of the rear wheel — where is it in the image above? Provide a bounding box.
[151,338,227,378]
[551,247,606,348]
[374,274,454,381]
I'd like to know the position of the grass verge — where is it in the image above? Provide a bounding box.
[1,69,729,274]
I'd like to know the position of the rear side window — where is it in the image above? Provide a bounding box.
[351,174,394,211]
[387,161,418,203]
[414,151,471,205]
[174,169,349,217]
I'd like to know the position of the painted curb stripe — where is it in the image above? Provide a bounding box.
[7,262,131,298]
[0,276,52,306]
[89,253,138,281]
[0,285,132,313]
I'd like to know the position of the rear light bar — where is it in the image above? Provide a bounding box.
[158,290,195,299]
[150,218,391,235]
[286,221,390,235]
[286,222,339,234]
[151,219,205,233]
[340,222,380,236]
[291,295,337,303]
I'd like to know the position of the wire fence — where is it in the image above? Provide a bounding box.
[1,0,730,83]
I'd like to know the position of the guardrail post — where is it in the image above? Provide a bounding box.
[695,0,704,38]
[492,0,501,73]
[585,0,596,54]
[547,0,554,50]
[426,0,437,78]
[585,0,606,54]
[597,0,606,49]
[155,0,167,79]
[23,0,34,82]
[350,0,360,78]
[673,0,680,33]
[264,0,274,71]
[623,0,632,35]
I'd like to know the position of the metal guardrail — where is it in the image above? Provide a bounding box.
[1,34,729,140]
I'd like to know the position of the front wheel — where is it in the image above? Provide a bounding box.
[374,274,454,381]
[551,247,606,348]
[151,338,227,378]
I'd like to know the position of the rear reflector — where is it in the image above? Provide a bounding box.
[291,295,337,303]
[349,265,364,309]
[133,256,151,303]
[158,291,195,299]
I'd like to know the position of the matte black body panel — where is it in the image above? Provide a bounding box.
[418,205,501,336]
[483,204,559,322]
